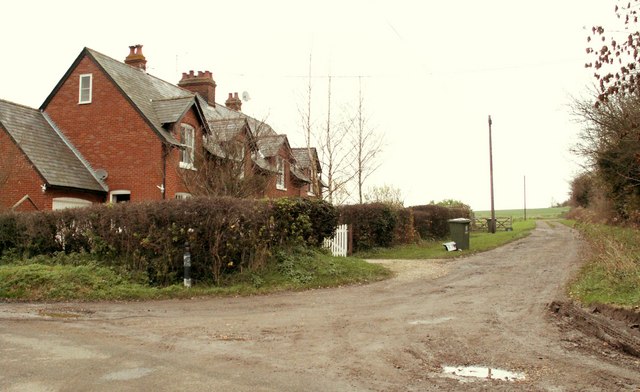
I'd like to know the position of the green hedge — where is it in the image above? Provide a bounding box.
[337,203,472,252]
[410,205,472,240]
[0,197,337,285]
[338,203,395,251]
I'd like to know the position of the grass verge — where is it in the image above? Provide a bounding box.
[475,206,569,220]
[0,248,391,302]
[569,223,640,307]
[356,220,536,259]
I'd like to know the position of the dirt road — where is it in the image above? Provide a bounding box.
[1,221,639,391]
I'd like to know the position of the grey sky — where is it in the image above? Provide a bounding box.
[1,0,613,209]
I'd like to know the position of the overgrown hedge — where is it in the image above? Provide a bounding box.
[337,203,471,251]
[0,197,337,285]
[410,204,472,240]
[338,203,397,251]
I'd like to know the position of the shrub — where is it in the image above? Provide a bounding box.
[338,203,397,251]
[410,204,471,239]
[270,197,338,247]
[392,207,417,245]
[0,212,18,255]
[0,196,337,286]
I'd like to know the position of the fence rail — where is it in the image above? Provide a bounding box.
[472,217,513,232]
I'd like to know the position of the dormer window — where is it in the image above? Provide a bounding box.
[79,74,92,104]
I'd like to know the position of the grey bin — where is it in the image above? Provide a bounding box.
[448,218,471,250]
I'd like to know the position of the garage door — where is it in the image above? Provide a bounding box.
[52,197,93,210]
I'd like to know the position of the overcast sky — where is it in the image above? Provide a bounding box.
[1,1,615,210]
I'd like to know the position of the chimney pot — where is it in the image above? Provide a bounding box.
[124,44,147,71]
[225,91,242,112]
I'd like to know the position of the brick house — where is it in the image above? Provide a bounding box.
[291,147,323,198]
[0,99,106,210]
[0,45,322,210]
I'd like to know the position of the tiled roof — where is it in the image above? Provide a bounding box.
[152,97,196,124]
[86,48,197,144]
[256,135,288,157]
[290,165,310,183]
[208,118,248,142]
[247,118,277,137]
[0,99,106,192]
[291,147,321,172]
[252,152,277,172]
[199,96,244,121]
[199,96,276,138]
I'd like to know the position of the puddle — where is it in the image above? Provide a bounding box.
[442,365,525,382]
[409,317,453,325]
[102,367,155,381]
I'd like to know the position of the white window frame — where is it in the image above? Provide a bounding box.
[276,156,286,190]
[79,74,92,104]
[180,124,195,169]
[175,192,192,200]
[307,174,315,196]
[236,144,246,180]
[109,190,131,203]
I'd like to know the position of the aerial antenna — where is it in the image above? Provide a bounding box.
[95,168,108,181]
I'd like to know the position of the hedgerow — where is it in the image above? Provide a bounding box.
[0,197,337,285]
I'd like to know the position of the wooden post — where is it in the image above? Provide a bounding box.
[488,115,496,234]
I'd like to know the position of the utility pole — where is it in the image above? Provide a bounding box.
[488,115,496,234]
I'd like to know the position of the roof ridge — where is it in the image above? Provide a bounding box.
[0,98,37,112]
[86,47,188,92]
[152,96,195,102]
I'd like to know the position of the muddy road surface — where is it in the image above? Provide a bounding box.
[1,221,639,391]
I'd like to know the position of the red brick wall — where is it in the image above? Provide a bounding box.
[43,55,165,202]
[0,129,48,210]
[165,108,203,198]
[263,146,305,198]
[0,129,104,210]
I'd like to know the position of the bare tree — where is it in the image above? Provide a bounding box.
[178,125,271,198]
[363,184,404,207]
[297,54,354,204]
[297,61,383,205]
[318,75,357,204]
[352,77,383,204]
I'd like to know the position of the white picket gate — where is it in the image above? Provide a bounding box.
[323,224,349,257]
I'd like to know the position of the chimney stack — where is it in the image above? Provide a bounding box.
[124,44,147,71]
[178,70,217,107]
[225,92,242,111]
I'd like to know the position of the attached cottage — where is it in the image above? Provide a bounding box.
[0,45,323,210]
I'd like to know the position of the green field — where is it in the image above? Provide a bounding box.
[356,220,536,259]
[474,206,569,220]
